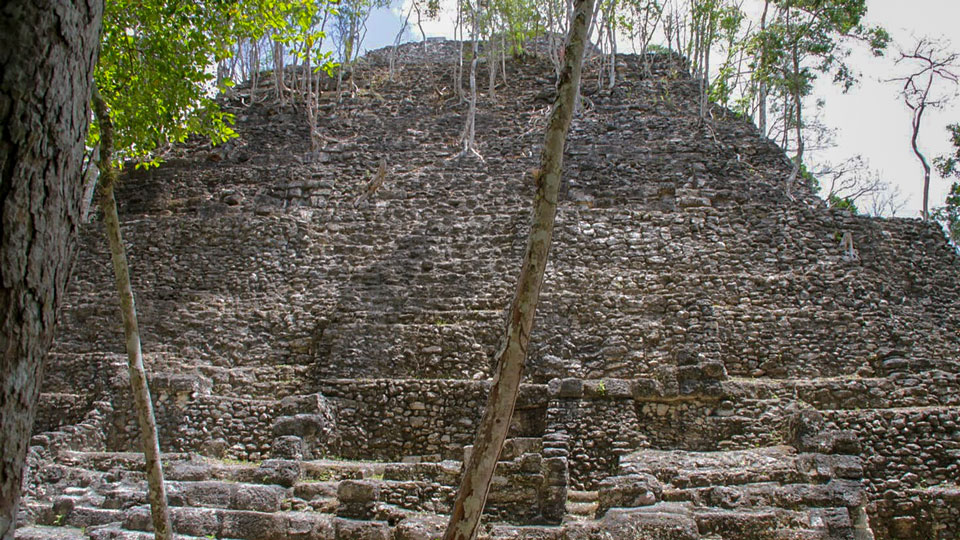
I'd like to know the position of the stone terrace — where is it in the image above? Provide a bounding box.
[18,40,960,539]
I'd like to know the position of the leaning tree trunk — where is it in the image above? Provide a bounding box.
[441,0,595,538]
[0,2,101,538]
[91,90,173,540]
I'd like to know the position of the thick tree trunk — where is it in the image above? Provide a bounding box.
[92,90,173,540]
[0,2,101,538]
[441,1,595,538]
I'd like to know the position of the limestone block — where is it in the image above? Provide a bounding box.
[257,459,301,488]
[394,515,447,540]
[273,435,305,460]
[337,480,381,519]
[335,518,391,540]
[597,474,663,517]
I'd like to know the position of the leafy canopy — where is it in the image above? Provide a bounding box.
[92,0,340,167]
[934,124,960,243]
[92,0,241,166]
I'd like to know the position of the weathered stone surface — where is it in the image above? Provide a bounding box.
[337,480,380,519]
[596,474,663,516]
[394,514,448,540]
[256,460,301,488]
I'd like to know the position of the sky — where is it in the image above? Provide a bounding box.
[355,1,960,219]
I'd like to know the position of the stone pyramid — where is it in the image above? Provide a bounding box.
[18,40,960,540]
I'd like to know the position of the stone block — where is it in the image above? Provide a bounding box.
[257,459,301,488]
[337,480,381,519]
[597,474,663,517]
[557,378,584,398]
[394,515,447,540]
[335,517,391,539]
[272,435,304,460]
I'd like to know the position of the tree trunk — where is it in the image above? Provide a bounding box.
[273,37,288,105]
[455,0,465,102]
[757,0,770,135]
[458,3,481,159]
[786,43,803,197]
[92,89,173,540]
[911,104,932,221]
[389,4,414,81]
[441,0,595,538]
[0,2,101,538]
[607,0,617,90]
[488,32,498,99]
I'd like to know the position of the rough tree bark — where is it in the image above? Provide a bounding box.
[92,89,173,540]
[441,0,595,538]
[0,2,102,538]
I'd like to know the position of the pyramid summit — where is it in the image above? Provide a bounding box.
[19,40,960,540]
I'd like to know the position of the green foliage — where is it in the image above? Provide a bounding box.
[490,0,542,55]
[934,123,960,179]
[827,194,858,214]
[93,0,341,167]
[932,182,960,244]
[741,0,888,136]
[934,124,960,243]
[93,0,243,167]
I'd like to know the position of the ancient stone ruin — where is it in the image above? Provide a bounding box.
[17,40,960,539]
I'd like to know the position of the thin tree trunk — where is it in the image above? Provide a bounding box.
[455,0,465,101]
[250,38,260,102]
[441,0,594,538]
[458,3,481,159]
[757,0,770,135]
[91,88,173,540]
[389,4,414,81]
[414,0,428,49]
[699,9,712,123]
[305,41,320,151]
[273,36,289,104]
[607,6,616,89]
[488,30,498,98]
[0,2,101,538]
[786,43,803,197]
[911,104,932,220]
[500,33,507,85]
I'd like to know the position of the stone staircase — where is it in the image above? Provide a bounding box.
[611,446,872,540]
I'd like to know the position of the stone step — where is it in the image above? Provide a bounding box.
[692,506,856,539]
[43,504,340,540]
[620,447,851,489]
[15,525,90,540]
[86,523,245,540]
[565,501,597,517]
[663,479,864,510]
[566,490,598,503]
